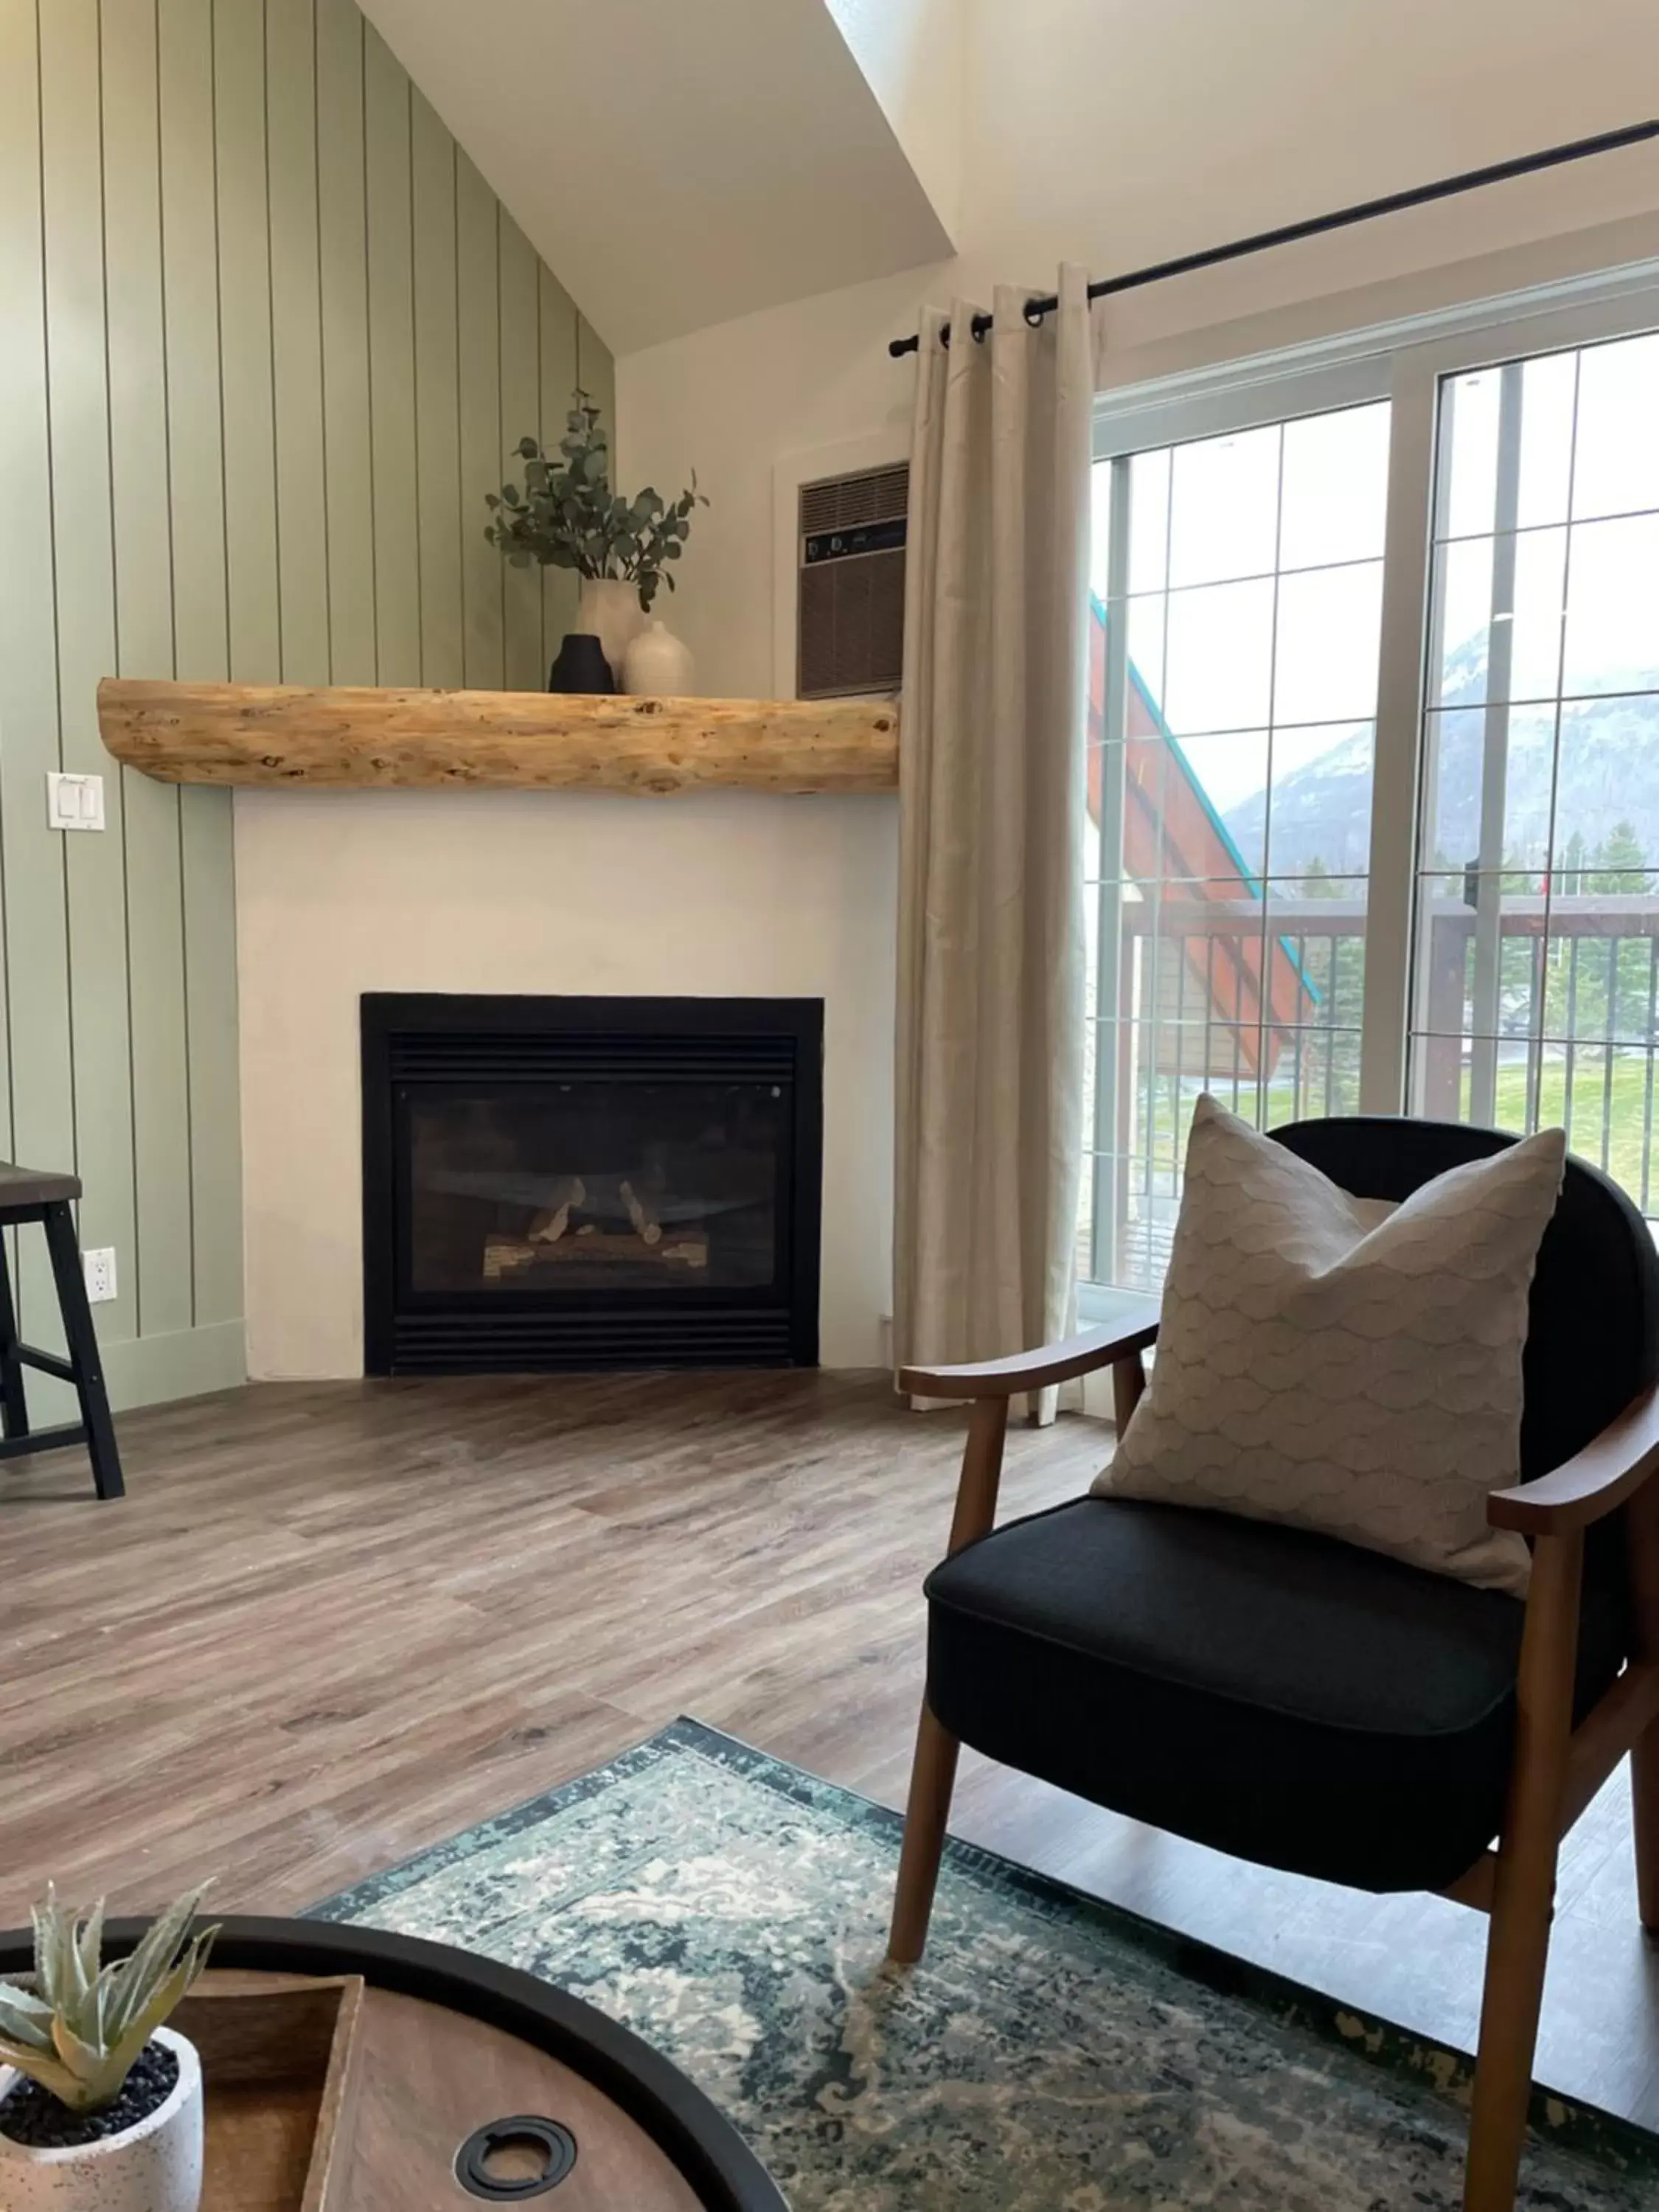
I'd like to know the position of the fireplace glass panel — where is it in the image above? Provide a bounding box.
[405,1082,785,1295]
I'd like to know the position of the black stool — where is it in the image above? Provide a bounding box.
[0,1164,123,1500]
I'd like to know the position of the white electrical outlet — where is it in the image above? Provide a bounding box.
[83,1247,117,1304]
[46,771,105,831]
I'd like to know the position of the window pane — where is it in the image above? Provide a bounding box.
[1562,512,1659,698]
[1265,722,1375,880]
[1273,562,1382,724]
[1427,527,1566,709]
[1516,351,1577,529]
[1163,577,1275,733]
[1173,731,1272,875]
[1572,330,1659,521]
[1554,696,1659,868]
[1421,703,1559,872]
[1126,593,1166,702]
[1441,370,1500,541]
[1410,326,1659,1225]
[1279,406,1390,568]
[1127,447,1171,594]
[1167,424,1280,586]
[1087,400,1389,1293]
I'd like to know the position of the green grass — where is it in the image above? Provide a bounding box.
[1488,1054,1656,1205]
[1121,1051,1659,1219]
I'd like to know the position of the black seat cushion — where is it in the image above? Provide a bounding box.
[926,1495,1627,1893]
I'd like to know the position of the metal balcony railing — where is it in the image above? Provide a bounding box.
[1087,891,1659,1291]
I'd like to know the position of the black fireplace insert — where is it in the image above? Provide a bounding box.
[361,995,823,1373]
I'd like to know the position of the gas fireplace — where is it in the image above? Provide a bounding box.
[361,995,823,1372]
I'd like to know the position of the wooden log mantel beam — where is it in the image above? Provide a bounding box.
[97,679,900,796]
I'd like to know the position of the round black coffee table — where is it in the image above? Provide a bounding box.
[0,1916,785,2210]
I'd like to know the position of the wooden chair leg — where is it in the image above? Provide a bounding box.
[0,1228,29,1441]
[42,1202,125,1502]
[887,1700,959,1964]
[888,1394,1009,1966]
[1464,1531,1582,2212]
[1111,1350,1144,1433]
[1633,1719,1659,1935]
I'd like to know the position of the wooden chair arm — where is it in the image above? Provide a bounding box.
[898,1306,1161,1402]
[1488,1382,1659,1535]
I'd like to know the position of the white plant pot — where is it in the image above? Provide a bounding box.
[577,577,646,684]
[0,2026,203,2212]
[622,619,695,698]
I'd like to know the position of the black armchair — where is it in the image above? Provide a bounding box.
[888,1117,1659,2212]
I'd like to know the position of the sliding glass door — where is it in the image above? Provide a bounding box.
[1086,402,1389,1293]
[1084,277,1659,1302]
[1410,330,1659,1203]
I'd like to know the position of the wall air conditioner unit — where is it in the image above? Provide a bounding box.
[796,461,908,699]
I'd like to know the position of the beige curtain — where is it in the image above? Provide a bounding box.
[894,265,1096,1413]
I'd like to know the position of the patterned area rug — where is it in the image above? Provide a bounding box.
[313,1719,1659,2210]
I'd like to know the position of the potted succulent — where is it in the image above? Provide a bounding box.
[486,392,706,689]
[0,1884,218,2212]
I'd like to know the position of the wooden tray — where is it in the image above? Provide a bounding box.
[174,1974,364,2211]
[0,1920,786,2210]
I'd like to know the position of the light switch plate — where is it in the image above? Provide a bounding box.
[47,771,105,831]
[83,1247,117,1304]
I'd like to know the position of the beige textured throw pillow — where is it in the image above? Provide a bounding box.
[1092,1096,1568,1594]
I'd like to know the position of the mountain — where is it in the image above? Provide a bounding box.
[1220,637,1659,877]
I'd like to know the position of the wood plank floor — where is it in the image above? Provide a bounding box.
[3,1371,1658,2129]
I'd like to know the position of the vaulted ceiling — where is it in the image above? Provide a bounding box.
[356,0,957,355]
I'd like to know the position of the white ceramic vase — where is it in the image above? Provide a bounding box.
[0,2028,204,2212]
[577,577,646,685]
[621,619,695,697]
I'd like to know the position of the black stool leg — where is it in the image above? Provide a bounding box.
[42,1202,124,1501]
[0,1228,29,1441]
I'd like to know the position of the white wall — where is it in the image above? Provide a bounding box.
[957,0,1658,285]
[827,0,967,240]
[616,0,1659,699]
[236,789,897,1377]
[355,0,951,352]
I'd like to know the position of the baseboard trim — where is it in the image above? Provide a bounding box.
[100,1320,247,1412]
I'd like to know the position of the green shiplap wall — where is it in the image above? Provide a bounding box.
[0,0,609,1411]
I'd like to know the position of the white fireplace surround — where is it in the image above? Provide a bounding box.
[234,786,897,1377]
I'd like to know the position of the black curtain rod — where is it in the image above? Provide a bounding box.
[888,119,1659,358]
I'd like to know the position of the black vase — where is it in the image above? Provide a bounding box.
[548,633,616,694]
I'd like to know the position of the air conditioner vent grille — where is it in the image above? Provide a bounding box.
[796,462,908,698]
[799,462,908,536]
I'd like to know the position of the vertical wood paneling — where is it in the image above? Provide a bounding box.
[159,0,240,1348]
[265,0,330,683]
[498,213,541,691]
[364,25,419,684]
[538,265,580,660]
[577,311,615,438]
[104,0,193,1343]
[0,0,53,1338]
[102,5,175,681]
[40,0,137,1351]
[316,0,375,684]
[456,152,502,690]
[213,0,280,684]
[0,0,609,1400]
[411,91,461,689]
[159,0,229,680]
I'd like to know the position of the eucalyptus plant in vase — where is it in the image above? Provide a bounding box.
[486,392,707,691]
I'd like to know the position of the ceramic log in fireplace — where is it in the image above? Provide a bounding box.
[361,995,823,1372]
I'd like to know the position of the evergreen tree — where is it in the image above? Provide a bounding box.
[1588,820,1646,895]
